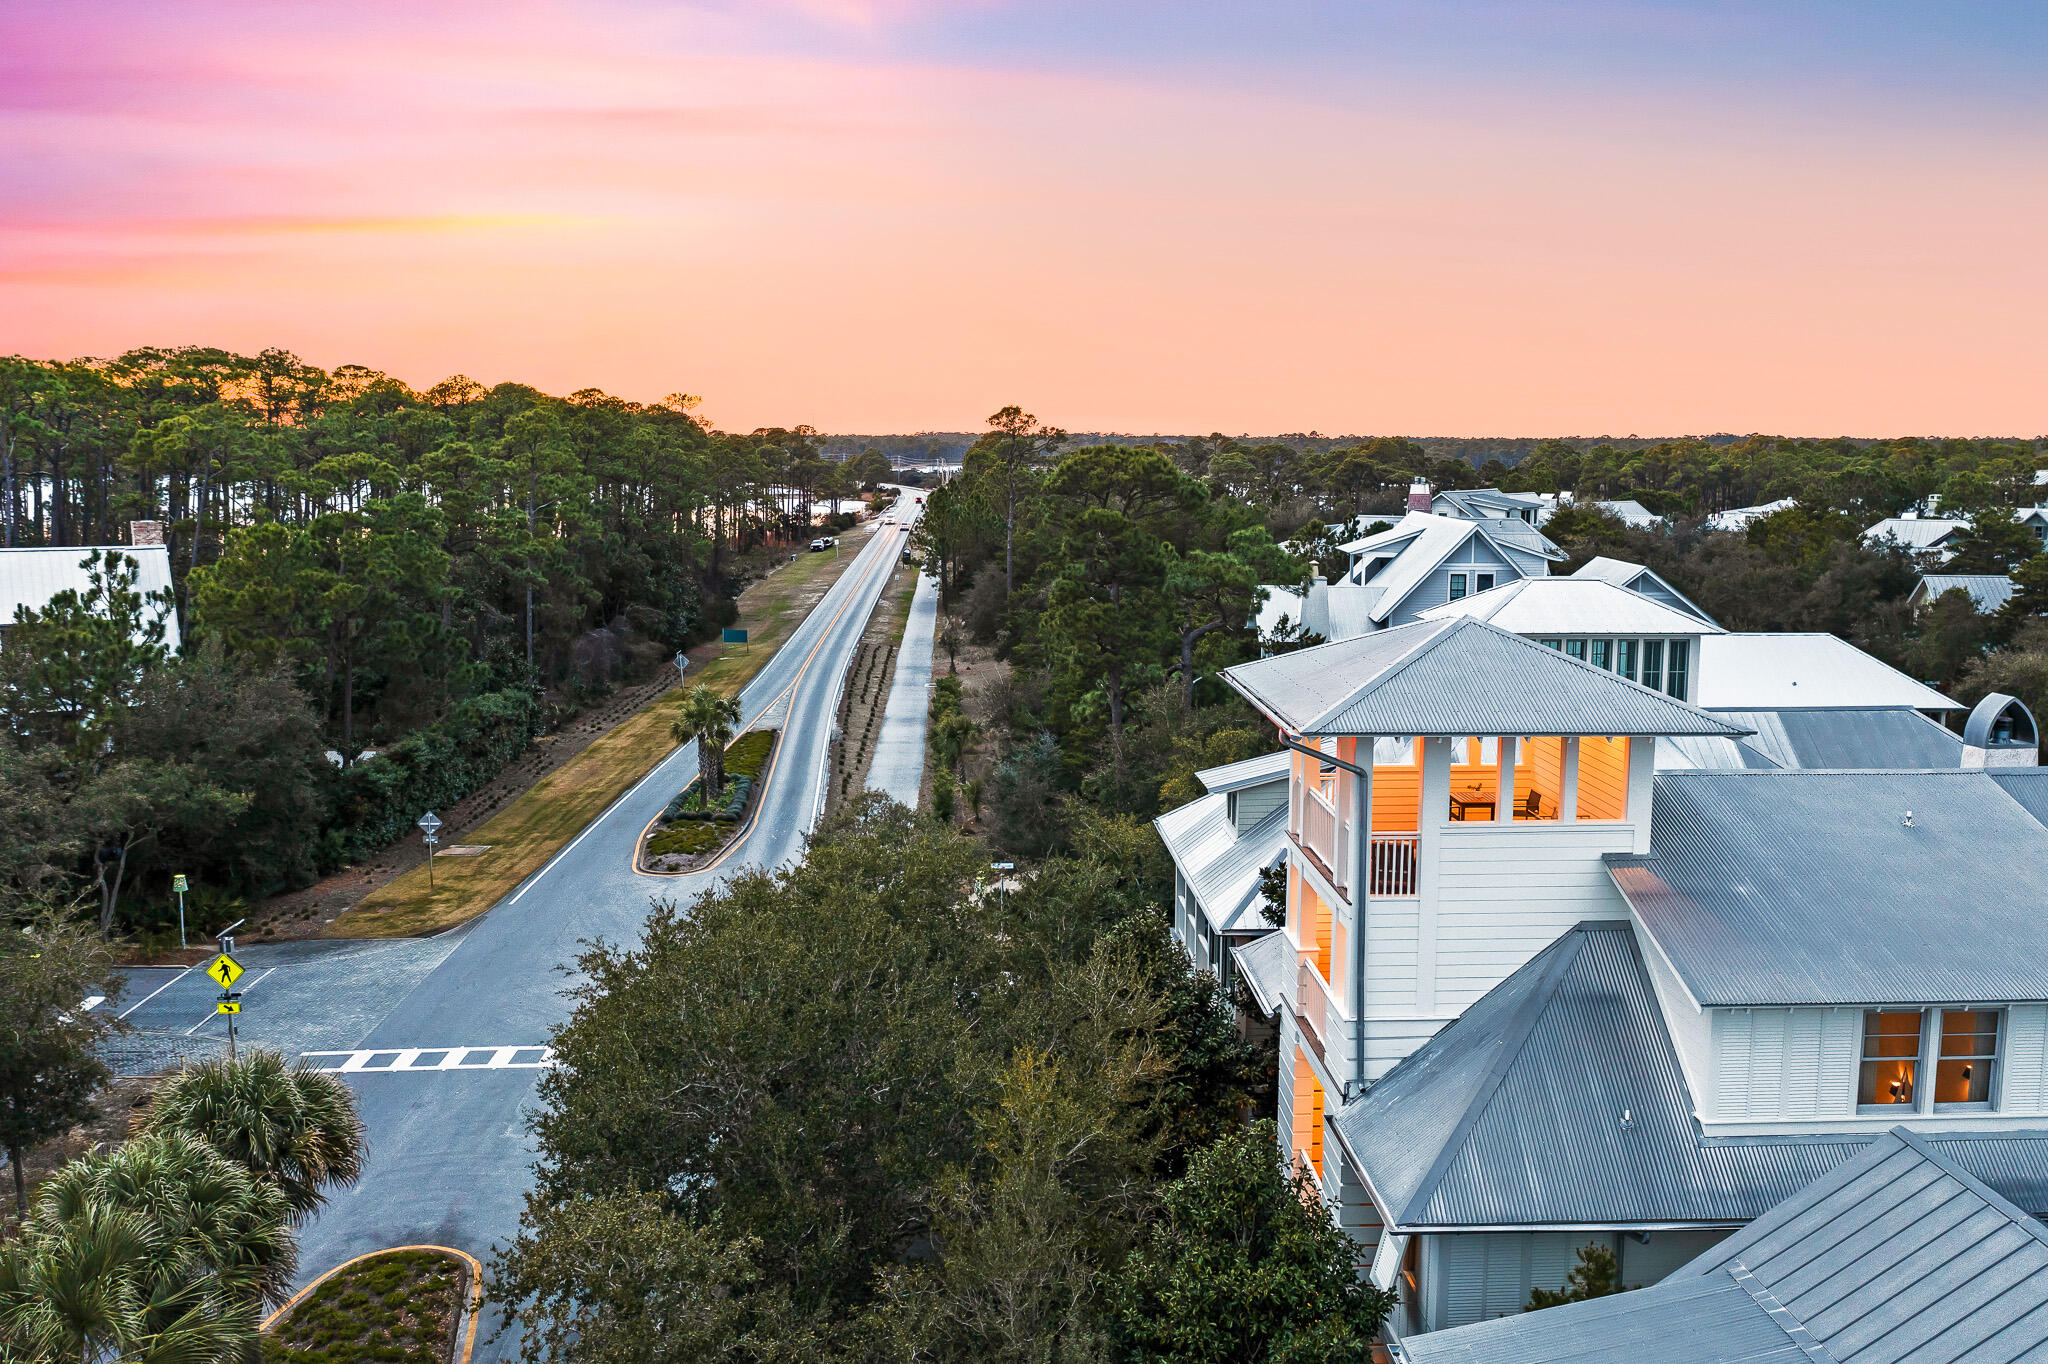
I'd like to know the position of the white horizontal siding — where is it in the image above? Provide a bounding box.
[1364,898,1420,1009]
[1234,781,1287,831]
[1360,1017,1451,1080]
[1709,1008,1858,1123]
[1638,926,1709,1107]
[1431,823,1635,1011]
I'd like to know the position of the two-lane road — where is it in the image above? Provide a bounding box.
[246,493,924,1347]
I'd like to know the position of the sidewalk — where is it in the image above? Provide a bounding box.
[867,570,938,807]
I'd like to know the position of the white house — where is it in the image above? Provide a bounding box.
[1161,616,2048,1341]
[1704,497,1797,532]
[0,528,180,654]
[1864,514,1969,560]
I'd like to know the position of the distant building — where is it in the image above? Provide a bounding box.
[1911,572,2016,614]
[1864,514,1969,559]
[1704,497,1796,532]
[0,526,180,653]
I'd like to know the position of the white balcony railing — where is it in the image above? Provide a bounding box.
[1367,832,1420,897]
[1301,789,1339,880]
[1297,956,1344,1066]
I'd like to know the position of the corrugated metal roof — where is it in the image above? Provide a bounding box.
[1400,1127,2048,1364]
[1571,556,1719,626]
[1397,1268,1809,1364]
[1152,793,1285,935]
[1223,617,1751,739]
[1302,581,1387,642]
[1609,770,2048,1007]
[1334,924,1859,1232]
[0,545,181,652]
[1676,1128,2048,1364]
[1988,770,2048,826]
[1474,516,1566,562]
[1230,930,1291,1017]
[1655,734,1784,772]
[1335,921,2048,1236]
[1864,516,1966,550]
[1418,577,1726,636]
[1916,573,2016,614]
[1713,707,1962,770]
[1195,749,1290,794]
[1692,634,1959,711]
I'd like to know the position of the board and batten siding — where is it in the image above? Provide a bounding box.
[1230,779,1288,832]
[1430,1233,1596,1331]
[2000,1004,2048,1111]
[1430,822,1635,1012]
[1708,1008,1859,1123]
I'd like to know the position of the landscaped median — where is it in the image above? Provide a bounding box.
[326,521,881,938]
[639,728,777,873]
[263,1246,480,1364]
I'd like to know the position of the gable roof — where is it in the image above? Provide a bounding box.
[1221,616,1750,739]
[1418,576,1725,637]
[1434,487,1548,520]
[1608,770,2048,1007]
[1715,707,1963,770]
[0,545,182,653]
[1692,634,1959,710]
[1571,556,1719,626]
[1338,512,1557,623]
[1230,930,1291,1017]
[1153,794,1286,934]
[1398,1127,2048,1364]
[1864,516,1967,550]
[1914,572,2016,614]
[1194,749,1289,794]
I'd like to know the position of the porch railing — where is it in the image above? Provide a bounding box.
[1296,956,1343,1068]
[1368,832,1420,897]
[1301,789,1339,881]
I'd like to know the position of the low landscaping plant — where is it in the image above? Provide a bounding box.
[642,729,777,867]
[264,1249,465,1364]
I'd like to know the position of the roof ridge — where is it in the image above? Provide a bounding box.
[1725,1262,1840,1364]
[1395,924,1594,1224]
[1300,618,1460,731]
[1891,1127,2048,1255]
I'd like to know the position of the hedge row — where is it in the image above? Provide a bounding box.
[328,687,543,863]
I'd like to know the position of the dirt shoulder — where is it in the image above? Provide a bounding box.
[237,521,886,943]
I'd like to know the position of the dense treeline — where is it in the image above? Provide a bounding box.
[914,413,2048,861]
[497,798,1394,1362]
[0,347,893,929]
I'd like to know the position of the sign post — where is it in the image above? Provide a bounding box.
[172,873,188,949]
[418,811,442,888]
[208,920,245,1061]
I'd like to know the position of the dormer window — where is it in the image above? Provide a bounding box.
[1448,573,1467,601]
[1857,1008,2003,1114]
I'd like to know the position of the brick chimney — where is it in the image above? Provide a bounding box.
[1407,481,1432,514]
[129,520,165,546]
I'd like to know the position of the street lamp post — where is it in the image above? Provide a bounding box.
[418,811,442,888]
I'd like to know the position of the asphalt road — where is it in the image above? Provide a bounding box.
[117,492,923,1354]
[867,568,938,807]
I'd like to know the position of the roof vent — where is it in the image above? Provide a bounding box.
[1902,811,1915,828]
[1620,1108,1635,1129]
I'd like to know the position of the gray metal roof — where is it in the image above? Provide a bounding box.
[0,544,181,652]
[1571,556,1719,626]
[1222,616,1751,739]
[1675,1127,2048,1363]
[1988,769,2048,826]
[1399,1127,2048,1364]
[1194,749,1289,794]
[1334,921,2048,1233]
[1692,634,1960,711]
[1714,707,1963,770]
[1230,930,1291,1017]
[1153,792,1285,935]
[1418,576,1726,636]
[1655,734,1785,772]
[1916,572,2016,614]
[1609,770,2048,1006]
[1865,516,1967,550]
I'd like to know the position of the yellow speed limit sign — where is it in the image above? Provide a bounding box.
[217,999,241,1014]
[205,954,243,990]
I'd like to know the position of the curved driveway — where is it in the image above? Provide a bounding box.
[285,494,922,1349]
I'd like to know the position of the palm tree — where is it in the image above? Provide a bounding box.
[139,1050,365,1224]
[669,685,743,801]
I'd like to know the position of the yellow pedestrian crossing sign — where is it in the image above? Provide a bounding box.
[217,1000,241,1015]
[205,954,243,990]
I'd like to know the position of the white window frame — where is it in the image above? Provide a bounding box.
[1855,1007,2005,1115]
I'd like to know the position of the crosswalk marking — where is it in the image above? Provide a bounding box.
[300,1045,555,1073]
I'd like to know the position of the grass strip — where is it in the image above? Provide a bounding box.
[330,532,878,937]
[263,1249,462,1364]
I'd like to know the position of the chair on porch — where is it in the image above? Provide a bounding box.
[1521,790,1546,820]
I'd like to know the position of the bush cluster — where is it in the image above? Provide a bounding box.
[328,687,543,861]
[263,1250,463,1364]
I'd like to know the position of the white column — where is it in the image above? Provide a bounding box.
[1560,737,1580,821]
[1416,736,1451,1015]
[1496,736,1518,823]
[1628,735,1657,852]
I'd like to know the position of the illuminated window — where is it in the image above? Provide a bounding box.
[1859,1010,1924,1108]
[1936,1011,2000,1108]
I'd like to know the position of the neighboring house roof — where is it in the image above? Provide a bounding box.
[1914,572,2016,614]
[1608,770,2048,1007]
[1714,707,1963,770]
[1221,617,1750,739]
[1398,1126,2048,1364]
[1653,734,1785,772]
[1300,581,1388,642]
[1335,922,2048,1235]
[1691,633,1959,711]
[1417,577,1725,637]
[1338,512,1560,625]
[1475,516,1566,561]
[1152,791,1286,935]
[1704,497,1797,532]
[1254,585,1305,638]
[1571,556,1719,626]
[0,545,181,652]
[1230,931,1291,1017]
[1195,749,1290,794]
[1864,516,1968,550]
[1592,498,1662,528]
[1433,488,1548,521]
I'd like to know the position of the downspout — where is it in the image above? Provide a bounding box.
[1277,730,1371,1100]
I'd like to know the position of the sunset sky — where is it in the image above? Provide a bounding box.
[4,1,2044,435]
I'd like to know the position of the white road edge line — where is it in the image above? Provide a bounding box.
[119,965,195,1019]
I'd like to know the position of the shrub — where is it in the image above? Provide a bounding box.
[328,688,542,862]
